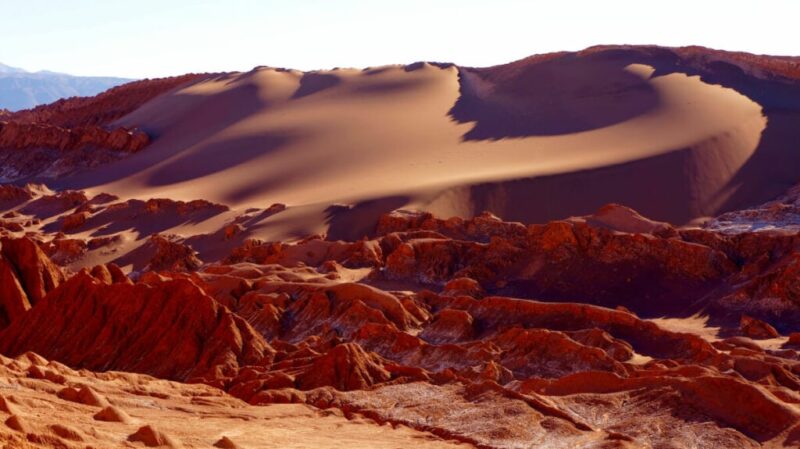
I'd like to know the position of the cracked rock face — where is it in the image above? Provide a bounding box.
[2,205,800,448]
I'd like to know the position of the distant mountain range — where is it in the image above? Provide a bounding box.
[0,62,131,111]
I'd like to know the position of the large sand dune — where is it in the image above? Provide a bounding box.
[51,46,800,240]
[4,46,800,449]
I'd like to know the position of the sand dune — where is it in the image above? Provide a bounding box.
[3,46,800,449]
[45,46,800,242]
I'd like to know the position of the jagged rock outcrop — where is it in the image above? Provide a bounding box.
[295,343,391,391]
[0,237,63,305]
[382,213,731,307]
[0,184,34,207]
[0,254,30,328]
[201,254,800,446]
[2,197,800,447]
[1,203,799,447]
[0,121,149,152]
[376,210,800,330]
[740,315,780,339]
[0,270,272,383]
[227,236,382,268]
[146,234,203,272]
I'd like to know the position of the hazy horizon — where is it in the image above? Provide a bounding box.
[2,0,799,79]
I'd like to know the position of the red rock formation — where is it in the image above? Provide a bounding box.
[0,271,272,383]
[43,238,87,265]
[0,121,149,153]
[419,308,475,344]
[521,372,800,442]
[2,201,800,447]
[440,277,484,298]
[0,237,64,304]
[0,254,30,328]
[0,236,66,330]
[226,236,382,268]
[295,343,391,391]
[375,210,800,330]
[60,211,89,231]
[379,211,735,315]
[5,74,206,128]
[740,315,780,339]
[146,234,203,272]
[142,198,230,216]
[128,425,181,448]
[181,257,800,446]
[0,185,34,207]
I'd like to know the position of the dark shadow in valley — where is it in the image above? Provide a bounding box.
[429,147,696,224]
[495,274,718,321]
[449,49,663,140]
[650,58,800,215]
[41,199,228,239]
[325,196,410,241]
[448,47,800,221]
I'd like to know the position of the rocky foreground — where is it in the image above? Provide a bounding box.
[1,189,800,448]
[0,353,467,449]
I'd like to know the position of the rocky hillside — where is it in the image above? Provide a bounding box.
[0,73,208,181]
[2,203,800,447]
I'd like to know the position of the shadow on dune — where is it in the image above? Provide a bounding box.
[443,47,800,222]
[425,148,696,224]
[53,47,800,228]
[55,78,276,191]
[110,240,159,271]
[657,58,800,214]
[449,50,663,139]
[716,109,800,212]
[146,132,294,186]
[42,200,227,239]
[325,196,410,241]
[19,197,80,220]
[292,72,341,99]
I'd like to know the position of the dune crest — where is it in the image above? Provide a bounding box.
[19,47,788,242]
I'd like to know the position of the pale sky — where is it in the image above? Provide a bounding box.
[1,0,798,79]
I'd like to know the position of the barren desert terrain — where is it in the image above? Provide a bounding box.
[2,45,800,448]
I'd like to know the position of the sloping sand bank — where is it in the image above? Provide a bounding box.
[52,47,800,240]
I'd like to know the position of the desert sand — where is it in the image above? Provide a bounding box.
[0,353,469,449]
[2,45,800,449]
[42,46,800,244]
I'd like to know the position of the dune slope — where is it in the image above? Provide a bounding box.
[42,46,800,240]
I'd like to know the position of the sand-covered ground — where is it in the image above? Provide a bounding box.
[0,353,470,449]
[41,46,800,244]
[3,45,800,449]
